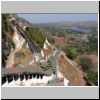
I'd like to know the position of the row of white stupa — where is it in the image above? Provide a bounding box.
[29,38,53,65]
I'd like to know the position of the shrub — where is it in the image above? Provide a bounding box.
[87,71,98,86]
[79,56,93,72]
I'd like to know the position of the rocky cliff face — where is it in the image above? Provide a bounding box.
[2,14,33,68]
[2,14,15,67]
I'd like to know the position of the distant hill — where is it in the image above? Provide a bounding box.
[53,21,98,29]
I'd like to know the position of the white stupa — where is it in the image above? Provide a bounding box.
[45,38,51,46]
[43,38,51,50]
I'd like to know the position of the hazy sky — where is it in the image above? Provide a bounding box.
[17,14,98,23]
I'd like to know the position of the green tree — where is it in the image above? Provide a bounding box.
[88,33,98,52]
[66,48,77,60]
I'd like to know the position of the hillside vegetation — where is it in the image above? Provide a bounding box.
[26,27,45,47]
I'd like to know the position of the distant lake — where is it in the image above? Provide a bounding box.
[71,27,92,33]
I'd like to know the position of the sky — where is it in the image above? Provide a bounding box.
[17,14,98,24]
